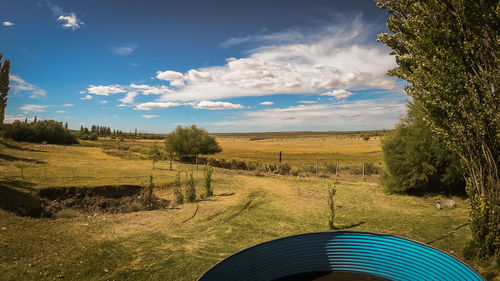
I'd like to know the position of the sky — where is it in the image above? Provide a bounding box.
[0,0,408,133]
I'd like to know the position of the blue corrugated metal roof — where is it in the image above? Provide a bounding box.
[199,231,483,281]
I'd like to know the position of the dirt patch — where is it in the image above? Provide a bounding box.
[38,185,169,216]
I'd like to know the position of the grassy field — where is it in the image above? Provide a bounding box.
[0,137,497,280]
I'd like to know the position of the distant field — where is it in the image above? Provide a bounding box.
[0,138,494,280]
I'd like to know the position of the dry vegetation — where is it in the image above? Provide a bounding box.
[0,133,495,280]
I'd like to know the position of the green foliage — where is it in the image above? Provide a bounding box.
[327,183,336,230]
[149,146,162,169]
[0,54,10,124]
[377,0,499,257]
[204,163,213,197]
[165,125,222,160]
[2,120,78,144]
[173,172,183,205]
[381,103,464,194]
[185,171,196,202]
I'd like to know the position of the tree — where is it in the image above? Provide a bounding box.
[165,125,222,161]
[377,0,499,258]
[149,145,162,169]
[0,54,10,125]
[381,102,464,194]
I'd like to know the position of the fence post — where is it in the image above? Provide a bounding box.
[336,160,339,180]
[279,151,282,164]
[362,162,365,182]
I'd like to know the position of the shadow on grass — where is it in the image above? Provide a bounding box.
[0,140,47,152]
[0,153,47,164]
[0,178,48,217]
[334,221,366,230]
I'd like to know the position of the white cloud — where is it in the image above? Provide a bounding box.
[9,75,47,98]
[4,115,31,123]
[156,19,395,103]
[21,104,47,112]
[134,102,181,111]
[321,89,354,99]
[3,21,14,26]
[98,100,108,104]
[112,45,137,56]
[80,95,92,100]
[260,101,274,105]
[193,100,244,110]
[298,100,317,104]
[87,85,126,96]
[210,100,406,131]
[56,110,67,113]
[142,115,159,119]
[62,103,74,107]
[119,92,138,104]
[129,84,173,95]
[57,13,83,30]
[155,70,185,87]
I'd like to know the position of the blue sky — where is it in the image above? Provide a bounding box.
[1,0,407,133]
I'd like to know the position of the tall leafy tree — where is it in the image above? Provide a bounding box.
[165,125,222,160]
[377,0,499,258]
[0,54,10,124]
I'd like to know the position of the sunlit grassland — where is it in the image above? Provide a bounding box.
[0,138,489,280]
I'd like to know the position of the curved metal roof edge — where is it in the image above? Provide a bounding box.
[197,230,484,281]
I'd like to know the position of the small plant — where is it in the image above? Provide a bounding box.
[185,171,196,202]
[139,174,156,210]
[327,183,336,230]
[204,163,213,197]
[149,145,162,169]
[173,172,183,205]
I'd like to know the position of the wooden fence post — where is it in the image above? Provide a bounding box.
[279,151,282,164]
[336,160,339,180]
[362,162,365,182]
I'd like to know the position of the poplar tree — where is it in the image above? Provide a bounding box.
[0,54,10,124]
[377,0,499,258]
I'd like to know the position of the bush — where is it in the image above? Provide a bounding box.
[173,172,183,205]
[165,125,221,161]
[2,120,78,144]
[381,103,464,194]
[56,208,81,219]
[279,163,291,175]
[185,171,196,202]
[204,164,213,197]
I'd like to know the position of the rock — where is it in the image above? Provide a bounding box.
[436,199,455,209]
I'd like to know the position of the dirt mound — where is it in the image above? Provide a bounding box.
[38,185,168,216]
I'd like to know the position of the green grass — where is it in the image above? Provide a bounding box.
[0,139,497,280]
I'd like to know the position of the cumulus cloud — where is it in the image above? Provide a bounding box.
[260,101,274,105]
[321,89,354,99]
[21,104,47,112]
[3,21,14,26]
[129,84,173,95]
[87,85,126,96]
[80,95,92,100]
[57,13,83,30]
[142,115,159,119]
[9,75,47,98]
[56,110,67,113]
[210,100,406,131]
[156,70,185,87]
[4,115,32,123]
[298,100,317,104]
[134,102,181,111]
[193,101,243,110]
[119,92,138,104]
[155,20,395,103]
[112,45,137,56]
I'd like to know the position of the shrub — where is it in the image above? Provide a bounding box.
[279,163,291,175]
[2,120,78,144]
[327,183,336,230]
[56,208,80,219]
[204,163,213,197]
[381,103,464,194]
[185,171,196,202]
[165,125,221,160]
[173,172,183,205]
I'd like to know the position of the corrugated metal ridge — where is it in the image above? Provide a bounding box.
[198,231,484,281]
